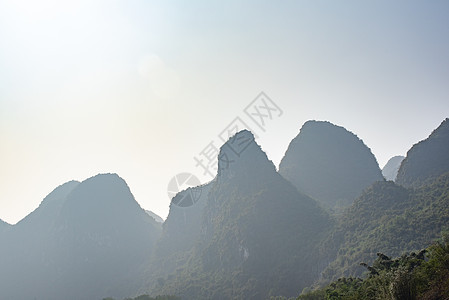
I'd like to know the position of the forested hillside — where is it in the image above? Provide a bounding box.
[1,119,448,300]
[299,236,449,300]
[146,130,332,299]
[144,119,449,299]
[319,172,449,283]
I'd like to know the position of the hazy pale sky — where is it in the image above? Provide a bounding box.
[1,0,448,224]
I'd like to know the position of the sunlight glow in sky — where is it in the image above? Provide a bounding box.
[1,0,448,224]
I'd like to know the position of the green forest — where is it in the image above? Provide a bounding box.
[296,236,449,300]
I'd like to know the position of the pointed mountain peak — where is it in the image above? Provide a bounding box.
[279,120,383,209]
[429,118,449,139]
[227,129,254,140]
[298,120,363,142]
[217,130,275,179]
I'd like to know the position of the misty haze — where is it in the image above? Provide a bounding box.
[1,1,449,300]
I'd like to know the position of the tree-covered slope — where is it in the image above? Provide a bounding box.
[320,172,449,283]
[299,238,449,300]
[147,130,332,300]
[396,118,449,188]
[279,120,384,210]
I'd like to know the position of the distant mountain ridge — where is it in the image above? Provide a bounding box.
[279,120,384,209]
[0,173,162,300]
[1,118,448,300]
[382,155,405,181]
[396,118,449,188]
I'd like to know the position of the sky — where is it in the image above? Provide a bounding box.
[1,0,448,224]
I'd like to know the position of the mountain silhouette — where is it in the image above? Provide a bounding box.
[382,155,405,181]
[2,119,449,300]
[149,130,331,299]
[279,120,384,209]
[0,174,161,300]
[318,119,449,283]
[396,118,449,188]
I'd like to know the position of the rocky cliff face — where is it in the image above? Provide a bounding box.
[279,120,384,209]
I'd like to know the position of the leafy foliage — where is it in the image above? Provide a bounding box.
[320,172,449,283]
[298,237,449,300]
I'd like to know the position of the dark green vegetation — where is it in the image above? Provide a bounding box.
[279,120,384,210]
[298,237,449,300]
[1,119,448,300]
[320,172,449,283]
